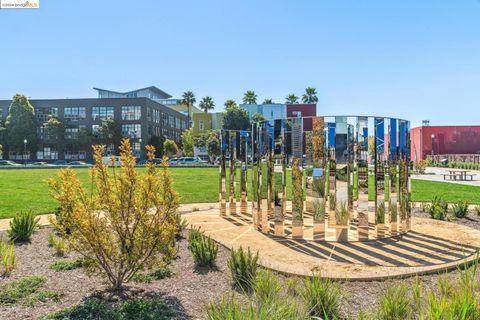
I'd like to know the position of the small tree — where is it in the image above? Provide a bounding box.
[149,135,165,158]
[181,128,194,157]
[163,139,178,158]
[48,139,178,290]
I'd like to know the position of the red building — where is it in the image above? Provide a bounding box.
[286,104,317,131]
[410,125,480,161]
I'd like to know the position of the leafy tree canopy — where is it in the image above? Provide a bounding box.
[252,112,265,123]
[222,105,250,131]
[302,87,318,104]
[181,128,194,157]
[163,139,178,157]
[242,90,257,104]
[285,94,299,104]
[199,96,215,113]
[5,94,38,153]
[262,98,273,104]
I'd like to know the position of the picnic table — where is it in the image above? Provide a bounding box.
[443,169,476,181]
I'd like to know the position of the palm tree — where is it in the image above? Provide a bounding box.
[224,99,237,109]
[199,96,215,113]
[181,91,196,127]
[262,98,273,104]
[242,90,257,104]
[302,87,318,104]
[285,94,299,104]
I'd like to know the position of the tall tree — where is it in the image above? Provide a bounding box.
[252,112,265,123]
[181,91,196,127]
[43,117,66,155]
[181,128,194,156]
[206,132,220,161]
[224,99,237,109]
[242,90,257,104]
[285,94,299,104]
[5,94,38,158]
[302,87,318,104]
[262,98,273,104]
[149,135,165,158]
[223,105,250,130]
[199,96,215,113]
[96,118,122,148]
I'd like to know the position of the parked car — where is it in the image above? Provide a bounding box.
[102,156,122,167]
[0,160,22,167]
[176,157,208,165]
[169,158,181,166]
[67,161,92,167]
[138,158,164,166]
[28,162,54,167]
[53,160,68,166]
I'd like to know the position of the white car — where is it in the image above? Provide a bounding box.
[0,160,22,167]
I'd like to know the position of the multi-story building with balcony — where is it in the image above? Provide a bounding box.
[0,87,188,162]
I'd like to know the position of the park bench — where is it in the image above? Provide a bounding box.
[442,173,462,180]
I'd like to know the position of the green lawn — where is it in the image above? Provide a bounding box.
[0,168,478,218]
[410,179,480,204]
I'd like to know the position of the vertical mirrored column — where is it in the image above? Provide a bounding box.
[219,130,227,216]
[229,132,237,214]
[356,116,369,240]
[251,123,259,226]
[375,117,386,238]
[312,117,326,240]
[273,119,285,236]
[388,118,398,236]
[399,120,409,232]
[240,130,248,215]
[260,122,270,233]
[326,117,336,227]
[334,116,349,241]
[291,116,304,239]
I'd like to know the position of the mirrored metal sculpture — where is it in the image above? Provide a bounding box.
[219,115,410,243]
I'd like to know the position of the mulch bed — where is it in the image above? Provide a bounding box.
[0,208,479,319]
[0,227,231,320]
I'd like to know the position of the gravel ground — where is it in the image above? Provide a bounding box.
[0,208,479,319]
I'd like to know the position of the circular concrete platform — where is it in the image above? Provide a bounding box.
[182,204,480,280]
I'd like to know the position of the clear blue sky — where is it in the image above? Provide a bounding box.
[1,0,479,127]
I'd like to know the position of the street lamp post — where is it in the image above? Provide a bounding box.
[23,138,27,166]
[139,138,143,160]
[431,134,435,163]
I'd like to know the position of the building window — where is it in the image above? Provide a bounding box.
[64,107,86,121]
[65,125,86,139]
[199,120,204,131]
[168,115,174,127]
[121,106,142,120]
[175,118,181,129]
[37,147,58,160]
[92,106,114,121]
[64,150,86,160]
[37,107,58,123]
[8,151,29,161]
[122,124,141,138]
